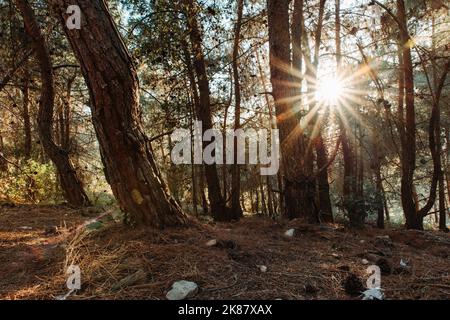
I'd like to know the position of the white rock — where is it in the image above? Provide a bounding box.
[362,259,369,265]
[166,280,198,300]
[360,240,366,244]
[259,265,268,272]
[361,287,384,300]
[206,239,217,247]
[400,259,408,268]
[284,229,295,237]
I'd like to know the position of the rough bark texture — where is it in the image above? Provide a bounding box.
[267,0,318,223]
[396,0,449,230]
[48,0,187,227]
[397,0,421,230]
[15,0,90,207]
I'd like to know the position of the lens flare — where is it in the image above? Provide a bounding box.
[315,76,344,105]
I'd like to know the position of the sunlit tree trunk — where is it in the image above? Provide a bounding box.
[48,0,188,227]
[267,0,318,222]
[302,0,331,222]
[397,0,421,230]
[0,131,7,171]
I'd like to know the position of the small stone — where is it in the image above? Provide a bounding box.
[360,240,366,244]
[206,239,217,247]
[361,288,384,300]
[400,259,408,268]
[166,280,198,300]
[259,265,268,272]
[362,259,369,265]
[284,229,295,237]
[332,253,341,259]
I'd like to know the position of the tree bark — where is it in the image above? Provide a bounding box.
[16,0,90,207]
[181,0,231,221]
[397,0,421,229]
[267,0,318,222]
[48,0,187,227]
[22,69,32,159]
[230,0,244,219]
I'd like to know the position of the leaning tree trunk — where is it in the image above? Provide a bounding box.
[15,0,90,207]
[48,0,187,227]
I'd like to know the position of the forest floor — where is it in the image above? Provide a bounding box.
[0,203,449,300]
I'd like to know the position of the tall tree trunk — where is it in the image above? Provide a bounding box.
[302,0,330,221]
[22,69,32,159]
[16,0,90,207]
[316,115,333,222]
[182,38,201,216]
[395,0,449,229]
[181,0,231,221]
[230,0,244,219]
[335,0,356,222]
[256,49,280,216]
[61,76,75,151]
[49,0,187,227]
[397,0,421,229]
[311,0,333,222]
[267,0,318,222]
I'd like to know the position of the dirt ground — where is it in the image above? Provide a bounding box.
[0,203,449,300]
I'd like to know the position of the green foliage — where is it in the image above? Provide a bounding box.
[0,159,63,204]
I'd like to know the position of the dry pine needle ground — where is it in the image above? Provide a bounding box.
[0,204,449,300]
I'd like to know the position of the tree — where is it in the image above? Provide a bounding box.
[230,0,244,218]
[15,0,90,207]
[180,0,233,221]
[48,0,187,227]
[267,0,318,223]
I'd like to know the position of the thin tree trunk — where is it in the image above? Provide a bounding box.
[22,69,32,159]
[230,0,244,219]
[16,0,90,207]
[256,49,279,216]
[181,0,231,221]
[335,0,357,223]
[0,131,7,171]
